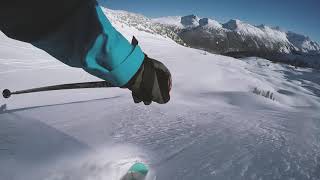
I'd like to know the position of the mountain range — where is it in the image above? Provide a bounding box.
[153,15,320,68]
[103,8,320,68]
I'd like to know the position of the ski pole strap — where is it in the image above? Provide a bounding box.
[2,81,115,98]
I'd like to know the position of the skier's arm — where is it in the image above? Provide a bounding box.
[1,0,171,104]
[1,0,143,86]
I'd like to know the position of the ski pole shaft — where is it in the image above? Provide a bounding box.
[2,81,115,99]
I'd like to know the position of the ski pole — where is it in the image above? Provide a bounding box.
[2,81,115,99]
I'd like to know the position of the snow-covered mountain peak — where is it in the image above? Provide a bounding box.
[222,19,244,30]
[221,20,290,49]
[272,26,283,31]
[152,16,183,28]
[199,18,222,29]
[287,31,320,53]
[223,19,273,39]
[287,31,311,43]
[152,15,200,29]
[181,14,200,28]
[257,24,270,30]
[257,24,265,28]
[257,24,284,33]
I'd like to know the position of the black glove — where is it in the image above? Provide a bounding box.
[124,55,172,105]
[123,36,172,105]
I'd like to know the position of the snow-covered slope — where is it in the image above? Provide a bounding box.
[1,7,320,180]
[102,8,185,45]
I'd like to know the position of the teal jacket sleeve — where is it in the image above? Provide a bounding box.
[81,6,145,86]
[1,0,145,87]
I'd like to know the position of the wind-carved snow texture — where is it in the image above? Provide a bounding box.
[1,7,320,180]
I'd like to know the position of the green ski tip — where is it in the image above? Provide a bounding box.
[121,162,149,180]
[128,162,149,175]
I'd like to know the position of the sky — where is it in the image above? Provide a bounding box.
[100,0,320,43]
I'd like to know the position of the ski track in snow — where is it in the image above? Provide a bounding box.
[1,10,320,180]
